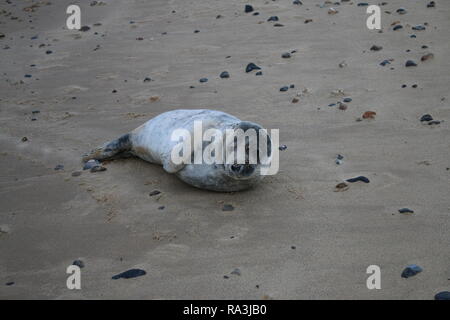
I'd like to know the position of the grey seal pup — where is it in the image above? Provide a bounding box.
[83,109,273,191]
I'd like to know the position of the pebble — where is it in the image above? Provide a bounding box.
[334,182,349,192]
[199,78,208,83]
[281,52,291,59]
[45,50,52,54]
[362,111,376,119]
[83,159,100,170]
[79,26,90,32]
[292,98,299,103]
[421,53,434,62]
[393,25,403,31]
[346,176,370,183]
[5,282,14,286]
[412,25,426,31]
[273,23,284,27]
[328,8,338,15]
[90,165,107,173]
[304,19,313,24]
[401,264,422,278]
[267,16,279,22]
[244,5,254,13]
[21,137,28,142]
[222,204,234,211]
[280,86,289,92]
[427,1,435,8]
[434,291,450,300]
[112,269,146,280]
[54,164,64,171]
[245,63,261,73]
[343,98,352,103]
[428,120,440,125]
[279,145,287,151]
[398,208,414,214]
[143,77,152,82]
[370,45,383,51]
[158,206,165,210]
[71,171,82,177]
[72,260,85,268]
[338,102,347,110]
[149,190,161,196]
[405,60,418,68]
[293,0,302,5]
[420,114,433,122]
[255,71,263,76]
[231,268,241,276]
[219,71,230,78]
[396,8,407,15]
[380,60,391,66]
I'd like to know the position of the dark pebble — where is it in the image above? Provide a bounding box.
[45,50,52,54]
[357,2,369,6]
[398,208,414,214]
[370,45,383,51]
[79,26,90,32]
[290,84,295,88]
[219,71,230,78]
[393,25,403,31]
[420,114,433,122]
[427,1,435,8]
[158,206,165,210]
[412,25,426,31]
[346,176,370,183]
[112,89,117,93]
[402,84,407,88]
[428,120,440,125]
[293,0,302,4]
[253,12,259,16]
[72,260,85,268]
[279,145,287,151]
[90,165,107,173]
[5,282,14,286]
[255,71,263,76]
[194,30,199,33]
[273,23,284,27]
[112,269,146,280]
[396,8,407,14]
[401,264,422,278]
[412,84,418,88]
[280,86,289,92]
[343,98,352,103]
[434,291,450,300]
[21,137,28,142]
[143,77,152,82]
[246,63,261,73]
[267,16,279,22]
[405,60,417,67]
[281,52,291,58]
[54,164,64,171]
[223,275,229,279]
[24,74,32,78]
[231,268,241,276]
[245,5,254,13]
[222,204,234,211]
[199,78,208,83]
[149,190,161,196]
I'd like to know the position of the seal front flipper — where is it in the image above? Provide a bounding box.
[82,133,132,162]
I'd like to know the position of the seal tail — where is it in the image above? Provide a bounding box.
[82,133,132,162]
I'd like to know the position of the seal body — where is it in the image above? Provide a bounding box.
[83,109,270,192]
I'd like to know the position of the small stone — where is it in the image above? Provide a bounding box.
[338,102,347,110]
[281,52,291,59]
[21,137,28,142]
[83,159,100,170]
[421,53,434,62]
[90,165,107,173]
[343,98,352,103]
[428,120,440,125]
[158,206,165,210]
[149,190,161,196]
[334,182,349,192]
[279,145,287,151]
[244,5,254,13]
[293,0,302,5]
[420,114,433,122]
[328,8,338,15]
[292,98,299,103]
[45,50,52,54]
[54,164,64,171]
[245,63,261,73]
[223,275,229,279]
[193,30,199,33]
[304,19,313,24]
[267,16,279,22]
[79,26,91,32]
[219,71,230,78]
[405,60,417,67]
[273,23,284,27]
[393,25,403,31]
[72,260,85,268]
[280,86,289,92]
[362,111,376,119]
[255,71,263,76]
[199,78,208,83]
[112,269,146,280]
[222,204,234,211]
[231,268,241,276]
[396,8,407,15]
[427,1,435,8]
[434,291,450,300]
[412,25,426,31]
[143,77,152,82]
[338,61,347,68]
[398,208,414,214]
[71,171,82,177]
[401,264,422,278]
[357,2,369,6]
[346,176,370,183]
[370,45,383,51]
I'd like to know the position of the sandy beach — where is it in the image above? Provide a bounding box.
[0,0,449,299]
